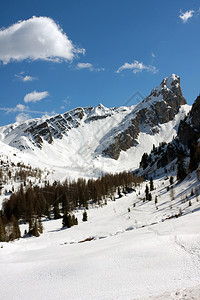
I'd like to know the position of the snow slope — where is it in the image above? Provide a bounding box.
[0,104,191,182]
[0,74,191,181]
[0,173,200,299]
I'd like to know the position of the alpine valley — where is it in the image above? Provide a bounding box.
[1,74,200,300]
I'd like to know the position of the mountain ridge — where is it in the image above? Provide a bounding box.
[0,74,191,179]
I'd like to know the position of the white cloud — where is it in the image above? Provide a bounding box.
[24,91,49,103]
[0,104,50,115]
[76,62,105,72]
[179,10,195,23]
[0,16,85,64]
[15,104,27,111]
[23,75,35,82]
[152,52,155,58]
[15,113,31,122]
[15,73,37,82]
[77,62,93,69]
[116,60,158,74]
[0,103,29,114]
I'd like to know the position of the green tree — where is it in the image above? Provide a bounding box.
[32,220,40,237]
[82,210,88,222]
[62,213,72,228]
[38,217,43,234]
[177,154,187,181]
[0,217,5,242]
[145,184,149,201]
[169,176,174,185]
[150,177,154,191]
[53,203,61,219]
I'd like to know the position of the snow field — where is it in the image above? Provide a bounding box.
[0,172,200,299]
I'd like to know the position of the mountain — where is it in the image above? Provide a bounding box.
[139,94,200,179]
[0,74,190,179]
[1,76,200,300]
[101,74,187,159]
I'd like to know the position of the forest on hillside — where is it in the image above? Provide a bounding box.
[0,171,143,242]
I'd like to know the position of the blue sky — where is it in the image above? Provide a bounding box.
[0,0,199,126]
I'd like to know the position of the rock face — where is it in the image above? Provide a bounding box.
[178,95,200,147]
[103,74,187,159]
[0,107,94,150]
[139,94,200,176]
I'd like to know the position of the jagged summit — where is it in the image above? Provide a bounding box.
[138,74,185,108]
[102,74,187,159]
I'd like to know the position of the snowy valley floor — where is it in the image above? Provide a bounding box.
[0,175,200,299]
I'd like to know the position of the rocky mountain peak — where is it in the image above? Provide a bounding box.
[102,75,187,159]
[140,74,185,108]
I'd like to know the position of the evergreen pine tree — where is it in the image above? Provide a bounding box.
[145,184,149,201]
[177,154,187,181]
[62,213,72,228]
[32,220,40,237]
[38,218,43,234]
[195,186,199,202]
[150,177,154,191]
[0,217,5,242]
[148,193,152,201]
[82,210,88,222]
[169,176,174,185]
[53,203,61,219]
[118,187,122,198]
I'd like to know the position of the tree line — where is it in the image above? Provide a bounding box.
[0,171,143,242]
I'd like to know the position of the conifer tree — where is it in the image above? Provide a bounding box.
[145,184,149,201]
[148,192,152,201]
[62,213,72,228]
[10,216,21,240]
[53,203,61,219]
[195,186,199,202]
[177,154,187,181]
[32,220,40,237]
[118,187,122,198]
[0,217,5,242]
[169,176,174,185]
[82,210,88,222]
[150,177,154,191]
[38,218,43,234]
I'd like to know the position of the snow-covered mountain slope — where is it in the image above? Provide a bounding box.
[0,169,200,299]
[138,93,200,181]
[0,74,191,180]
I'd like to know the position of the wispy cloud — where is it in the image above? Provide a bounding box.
[15,73,37,82]
[15,113,31,122]
[116,60,158,74]
[24,90,49,103]
[63,98,71,105]
[0,103,55,121]
[15,104,28,111]
[0,16,85,64]
[76,62,105,72]
[0,104,29,114]
[179,9,195,23]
